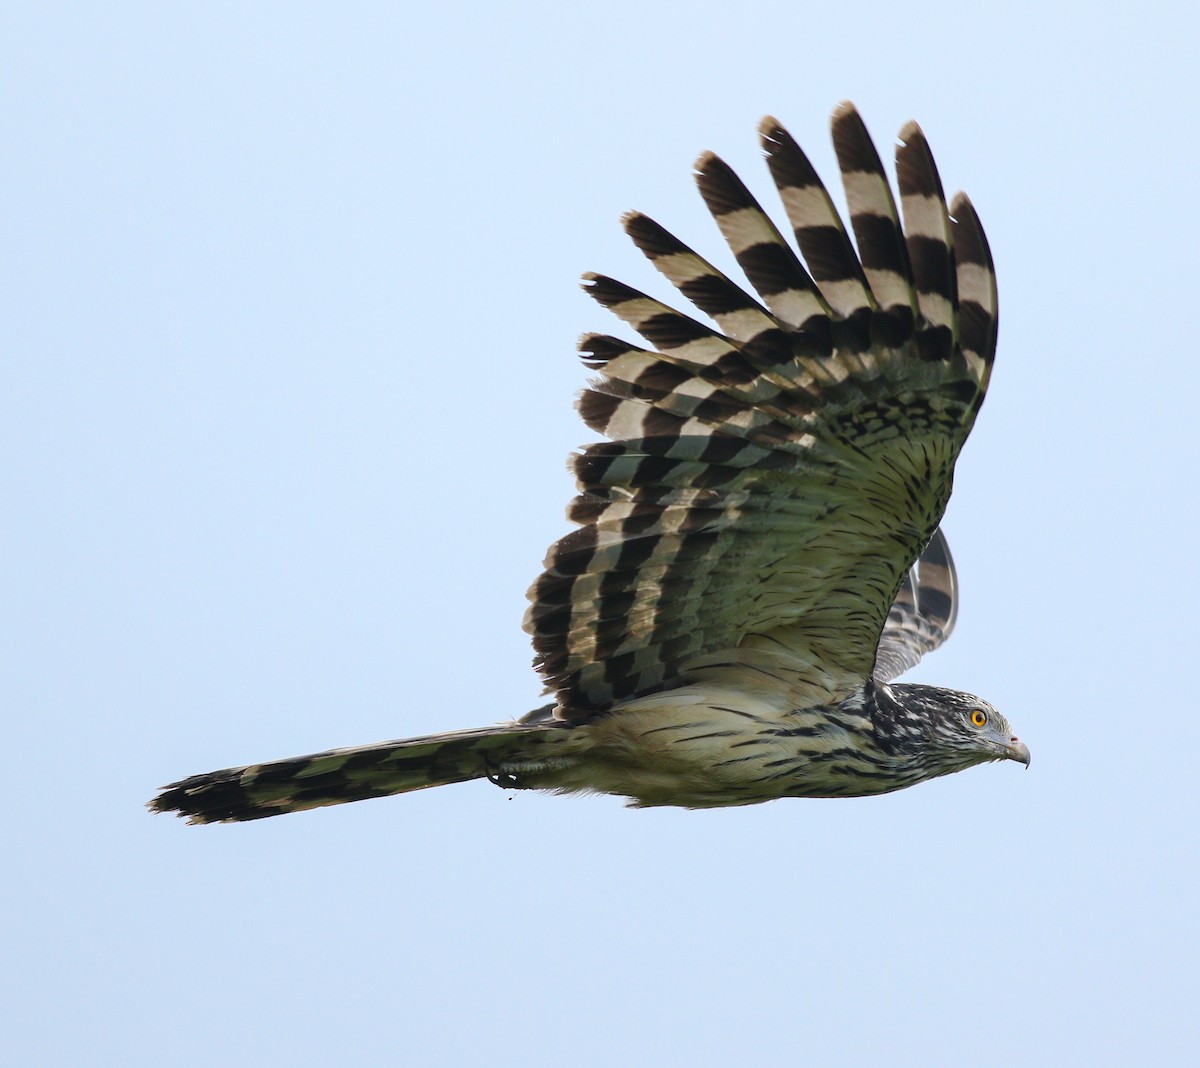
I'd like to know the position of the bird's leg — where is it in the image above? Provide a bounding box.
[485,754,578,790]
[485,766,530,790]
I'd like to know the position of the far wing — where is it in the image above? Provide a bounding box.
[525,104,998,718]
[873,527,959,683]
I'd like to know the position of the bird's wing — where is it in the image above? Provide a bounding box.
[873,527,959,683]
[525,103,998,718]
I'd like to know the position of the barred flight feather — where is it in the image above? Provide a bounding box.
[874,528,960,683]
[759,116,872,319]
[830,103,916,323]
[692,152,831,331]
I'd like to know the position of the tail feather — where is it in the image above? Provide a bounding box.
[148,722,561,824]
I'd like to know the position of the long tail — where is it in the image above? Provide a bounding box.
[149,719,565,824]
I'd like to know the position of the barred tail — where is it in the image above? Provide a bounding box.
[148,720,563,824]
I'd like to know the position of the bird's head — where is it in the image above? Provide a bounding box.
[884,684,1030,775]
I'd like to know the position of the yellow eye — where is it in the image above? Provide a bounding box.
[970,709,988,728]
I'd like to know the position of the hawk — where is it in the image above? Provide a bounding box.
[151,102,1028,824]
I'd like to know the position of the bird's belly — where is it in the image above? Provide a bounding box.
[528,689,915,808]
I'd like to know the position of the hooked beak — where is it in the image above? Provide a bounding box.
[1003,738,1031,768]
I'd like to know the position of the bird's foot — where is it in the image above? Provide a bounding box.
[485,756,576,790]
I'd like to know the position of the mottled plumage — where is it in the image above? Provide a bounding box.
[151,103,1028,825]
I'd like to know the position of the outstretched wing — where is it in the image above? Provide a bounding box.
[525,103,997,718]
[873,527,959,683]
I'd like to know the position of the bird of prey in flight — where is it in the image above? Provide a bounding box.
[151,102,1028,824]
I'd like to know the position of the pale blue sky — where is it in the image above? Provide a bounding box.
[4,2,1198,1065]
